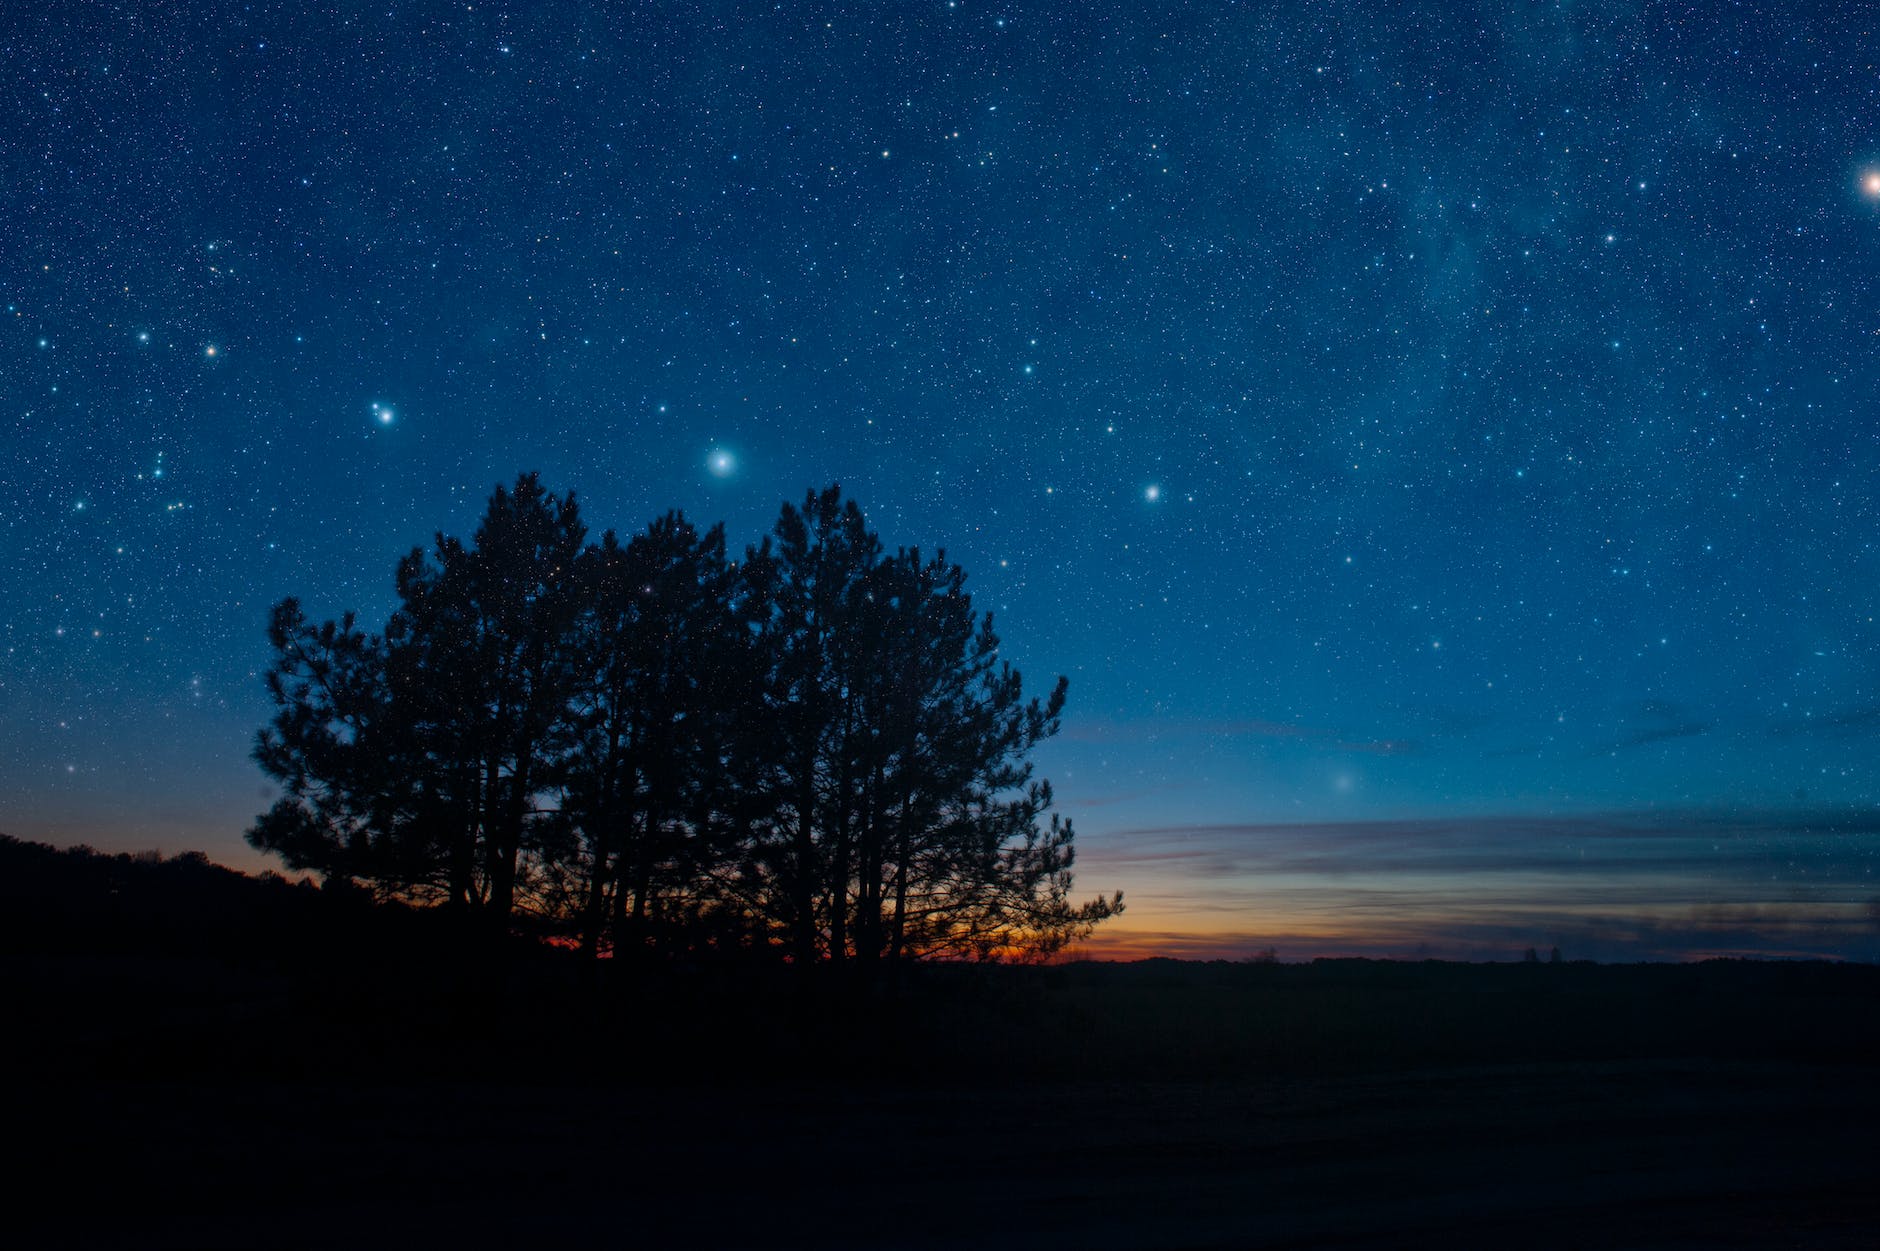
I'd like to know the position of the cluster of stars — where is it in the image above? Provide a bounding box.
[2,0,1878,932]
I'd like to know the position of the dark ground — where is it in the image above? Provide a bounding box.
[5,836,1878,1248]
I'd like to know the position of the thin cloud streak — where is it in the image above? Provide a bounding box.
[1071,810,1880,963]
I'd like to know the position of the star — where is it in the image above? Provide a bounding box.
[11,0,1880,969]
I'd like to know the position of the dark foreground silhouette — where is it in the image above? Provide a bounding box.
[250,476,1120,965]
[7,835,1878,1248]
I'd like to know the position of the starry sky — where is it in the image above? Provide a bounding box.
[6,2,1879,961]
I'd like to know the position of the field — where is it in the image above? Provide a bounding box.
[5,839,1878,1247]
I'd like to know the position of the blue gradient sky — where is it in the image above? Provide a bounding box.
[5,3,1880,959]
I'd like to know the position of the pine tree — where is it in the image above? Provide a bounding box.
[561,512,748,958]
[739,486,1120,964]
[249,601,410,890]
[746,485,883,963]
[849,544,1119,963]
[386,472,587,920]
[251,475,1121,962]
[251,474,586,923]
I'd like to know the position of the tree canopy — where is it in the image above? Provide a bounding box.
[251,475,1121,964]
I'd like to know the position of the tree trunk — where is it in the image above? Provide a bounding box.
[447,787,477,913]
[888,780,914,963]
[578,731,625,961]
[791,769,818,964]
[610,814,633,954]
[828,745,854,965]
[856,755,886,970]
[578,820,610,961]
[485,784,521,921]
[630,803,659,952]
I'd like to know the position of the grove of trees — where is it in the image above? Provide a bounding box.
[250,474,1121,965]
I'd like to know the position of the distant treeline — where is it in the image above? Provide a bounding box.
[0,834,385,959]
[252,476,1121,966]
[9,829,1877,1092]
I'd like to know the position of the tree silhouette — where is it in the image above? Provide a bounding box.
[250,475,1120,962]
[558,511,752,958]
[855,544,1119,962]
[737,486,1120,964]
[741,485,885,963]
[253,473,586,922]
[382,472,587,921]
[249,602,406,889]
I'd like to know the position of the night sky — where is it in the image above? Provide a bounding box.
[6,3,1879,961]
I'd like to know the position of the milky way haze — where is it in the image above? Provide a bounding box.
[5,4,1878,958]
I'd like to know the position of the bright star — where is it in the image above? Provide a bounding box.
[1144,484,1161,502]
[1862,170,1880,199]
[203,344,217,357]
[708,448,736,477]
[373,403,395,425]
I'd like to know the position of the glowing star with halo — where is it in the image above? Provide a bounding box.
[1862,169,1880,200]
[372,403,395,425]
[1144,483,1162,502]
[707,448,736,477]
